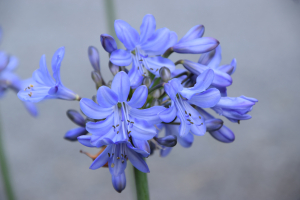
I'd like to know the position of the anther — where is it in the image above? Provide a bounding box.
[117,131,119,134]
[108,153,110,157]
[111,163,115,168]
[201,123,203,125]
[199,116,201,119]
[117,157,120,160]
[190,122,194,124]
[28,92,32,97]
[122,160,125,163]
[189,113,191,116]
[116,124,119,127]
[150,68,153,70]
[155,69,158,72]
[138,67,140,70]
[139,59,143,61]
[27,86,30,89]
[185,111,187,114]
[30,84,34,87]
[121,154,124,157]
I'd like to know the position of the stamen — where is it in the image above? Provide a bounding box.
[189,113,191,116]
[30,84,34,87]
[117,157,120,160]
[28,92,32,97]
[199,116,201,119]
[111,163,115,168]
[150,68,153,70]
[122,160,125,163]
[117,131,119,134]
[116,124,119,127]
[108,153,110,157]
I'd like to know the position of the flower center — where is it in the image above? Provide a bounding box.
[108,143,128,167]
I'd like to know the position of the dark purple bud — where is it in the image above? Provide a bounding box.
[206,119,223,132]
[142,76,152,88]
[209,125,235,143]
[64,127,88,141]
[66,109,85,127]
[159,67,171,82]
[91,71,103,89]
[149,141,156,155]
[88,46,100,72]
[100,34,117,53]
[156,135,177,147]
[109,61,120,76]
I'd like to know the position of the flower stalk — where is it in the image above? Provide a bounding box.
[133,165,150,200]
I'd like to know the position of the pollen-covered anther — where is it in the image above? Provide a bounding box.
[122,160,125,163]
[121,154,124,157]
[28,92,32,97]
[189,113,192,116]
[30,84,34,87]
[199,116,201,119]
[111,163,115,168]
[117,131,119,134]
[116,124,119,127]
[117,157,120,160]
[108,153,111,157]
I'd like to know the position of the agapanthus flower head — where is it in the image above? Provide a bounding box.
[78,136,149,193]
[17,47,80,102]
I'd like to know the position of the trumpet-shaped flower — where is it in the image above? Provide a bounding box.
[159,69,221,137]
[80,71,164,148]
[17,47,80,102]
[108,14,176,88]
[78,137,149,193]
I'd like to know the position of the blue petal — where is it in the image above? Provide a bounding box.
[97,86,118,108]
[114,19,139,50]
[66,110,85,127]
[110,49,132,66]
[108,145,127,176]
[127,148,150,173]
[164,79,183,101]
[180,69,214,99]
[132,138,150,154]
[127,142,150,157]
[33,55,55,86]
[129,106,165,125]
[127,85,148,108]
[178,132,194,148]
[205,119,223,132]
[158,102,177,123]
[51,47,65,83]
[111,71,130,102]
[240,95,258,103]
[64,127,88,141]
[90,145,112,169]
[211,70,232,88]
[55,84,78,100]
[77,135,94,147]
[173,37,219,54]
[209,125,235,143]
[177,110,191,137]
[140,14,156,44]
[86,114,114,136]
[88,46,100,72]
[145,56,175,76]
[22,102,38,117]
[141,28,172,55]
[215,96,256,110]
[188,88,221,108]
[195,107,214,120]
[130,118,157,140]
[199,45,222,68]
[80,98,114,119]
[100,34,118,53]
[112,172,126,193]
[178,25,205,43]
[167,31,178,49]
[156,135,177,147]
[5,56,19,72]
[160,147,172,157]
[17,86,50,102]
[128,61,143,89]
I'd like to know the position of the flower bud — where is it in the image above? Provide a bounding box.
[178,24,205,43]
[112,173,126,193]
[64,127,88,141]
[88,46,100,72]
[206,119,223,132]
[100,34,117,53]
[91,71,103,89]
[173,37,219,54]
[152,89,160,99]
[66,109,85,127]
[159,67,171,82]
[156,135,177,147]
[109,61,120,76]
[209,125,235,143]
[142,76,152,88]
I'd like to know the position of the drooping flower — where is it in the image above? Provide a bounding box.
[80,71,164,152]
[17,47,80,102]
[77,137,149,193]
[64,110,88,141]
[211,95,258,123]
[108,14,176,88]
[159,69,221,137]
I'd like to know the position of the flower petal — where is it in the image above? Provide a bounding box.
[132,138,150,153]
[158,102,177,123]
[129,106,165,125]
[188,88,221,108]
[97,86,118,108]
[86,114,114,136]
[111,71,130,102]
[64,127,88,141]
[178,132,194,148]
[110,49,132,66]
[160,147,172,157]
[205,119,223,132]
[88,46,100,72]
[128,61,143,89]
[77,135,94,147]
[127,148,150,173]
[145,56,175,76]
[141,28,171,55]
[198,45,222,68]
[22,102,38,117]
[130,118,157,140]
[33,55,55,86]
[209,125,235,143]
[178,24,205,43]
[114,19,139,50]
[140,14,156,44]
[80,98,113,119]
[173,37,219,54]
[90,145,112,169]
[127,85,148,108]
[112,172,126,193]
[51,47,65,83]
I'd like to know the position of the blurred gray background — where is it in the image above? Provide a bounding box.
[0,0,299,199]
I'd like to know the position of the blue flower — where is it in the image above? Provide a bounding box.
[211,95,258,123]
[179,45,234,90]
[64,110,88,141]
[77,137,149,193]
[159,69,221,137]
[17,47,80,102]
[108,14,176,88]
[172,24,219,54]
[80,71,164,150]
[196,107,235,143]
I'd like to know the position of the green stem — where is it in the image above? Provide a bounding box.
[133,166,150,200]
[104,0,118,44]
[0,118,15,200]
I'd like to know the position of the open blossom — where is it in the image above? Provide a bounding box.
[159,69,221,136]
[17,47,80,102]
[78,137,149,193]
[108,14,176,88]
[80,71,164,151]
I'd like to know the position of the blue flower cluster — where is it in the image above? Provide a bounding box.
[0,27,37,116]
[17,14,257,192]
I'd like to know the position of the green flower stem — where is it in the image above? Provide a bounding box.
[133,166,150,200]
[0,118,15,200]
